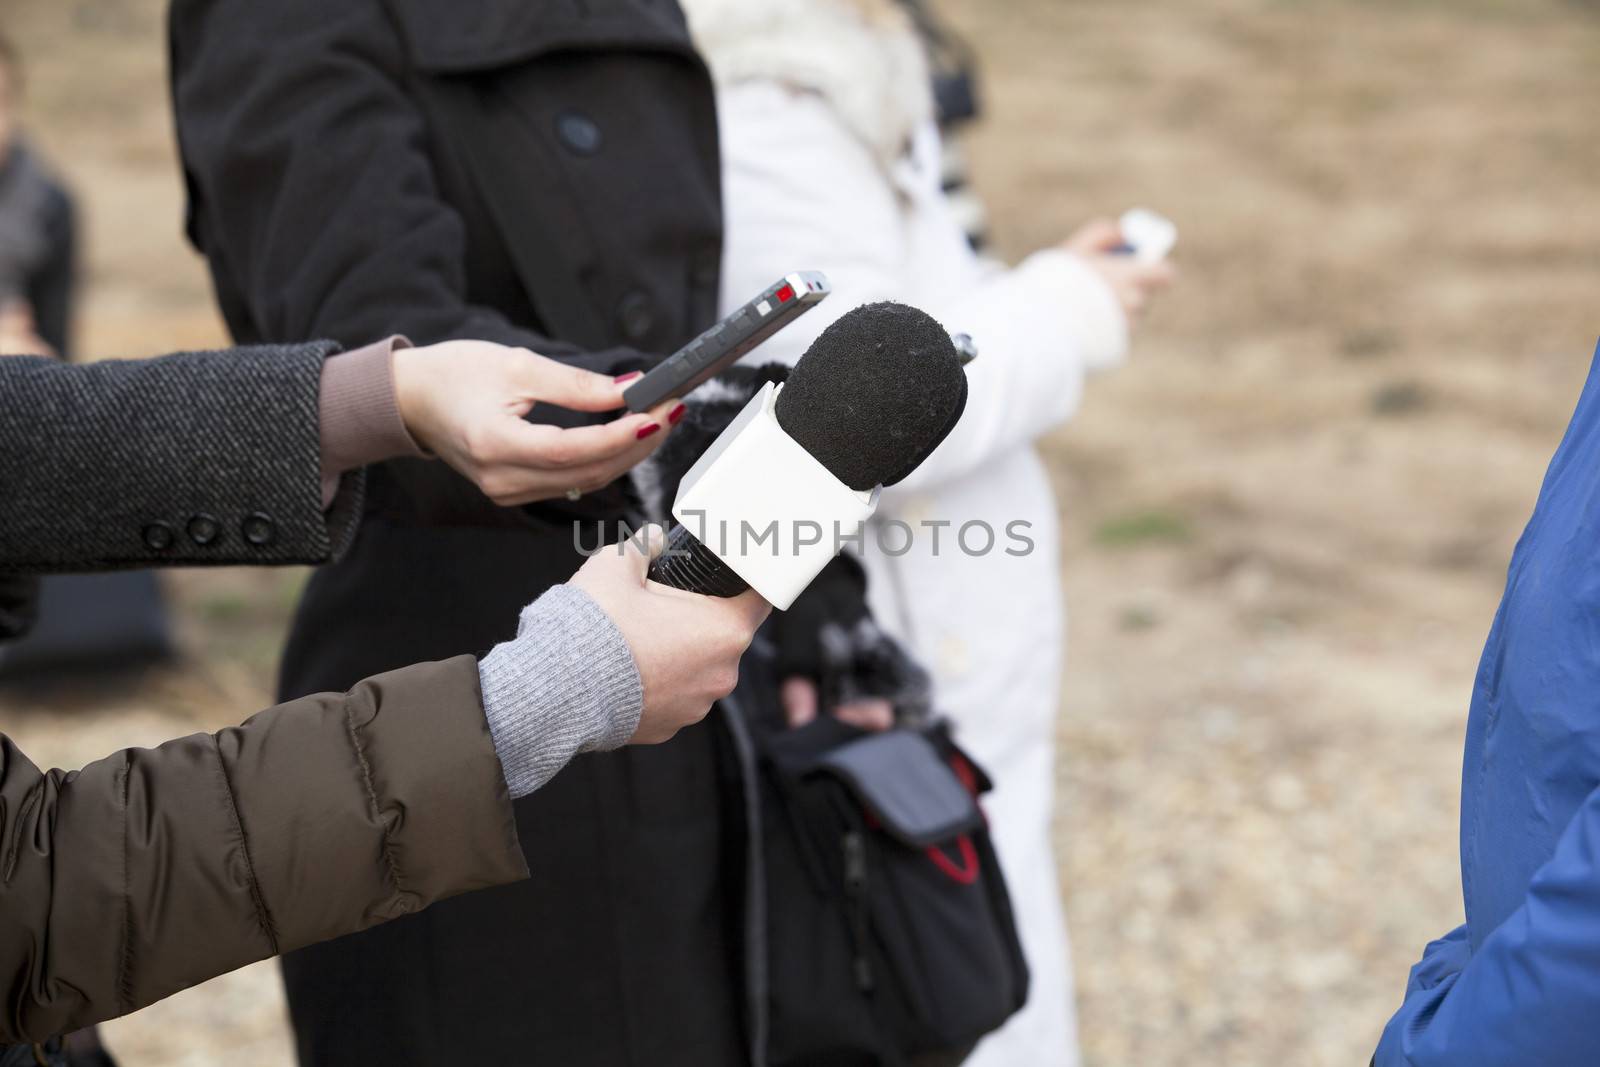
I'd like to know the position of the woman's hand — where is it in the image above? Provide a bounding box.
[393,340,683,506]
[1064,218,1176,320]
[572,526,772,744]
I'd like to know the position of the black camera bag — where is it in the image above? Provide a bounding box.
[756,717,1029,1066]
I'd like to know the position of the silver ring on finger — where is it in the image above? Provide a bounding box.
[565,488,583,502]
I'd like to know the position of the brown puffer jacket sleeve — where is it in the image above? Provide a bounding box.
[0,655,528,1044]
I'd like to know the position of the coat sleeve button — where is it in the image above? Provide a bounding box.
[142,522,176,551]
[186,513,221,546]
[241,512,278,547]
[555,111,603,156]
[616,290,656,342]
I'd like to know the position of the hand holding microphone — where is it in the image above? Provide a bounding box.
[479,524,770,799]
[572,525,771,743]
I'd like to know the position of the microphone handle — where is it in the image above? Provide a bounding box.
[647,523,752,598]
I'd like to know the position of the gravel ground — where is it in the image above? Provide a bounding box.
[4,0,1600,1063]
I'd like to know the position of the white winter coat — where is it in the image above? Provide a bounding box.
[683,2,1131,1063]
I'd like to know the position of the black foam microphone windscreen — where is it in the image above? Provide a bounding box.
[773,302,968,490]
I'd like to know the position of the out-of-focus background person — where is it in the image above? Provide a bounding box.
[680,1,1172,1062]
[4,1,1600,1065]
[0,31,72,360]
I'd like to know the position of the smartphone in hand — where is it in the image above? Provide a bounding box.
[624,272,830,413]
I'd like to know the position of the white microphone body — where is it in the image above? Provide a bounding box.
[669,381,880,610]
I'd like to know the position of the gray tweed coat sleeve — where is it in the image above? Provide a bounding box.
[0,341,364,573]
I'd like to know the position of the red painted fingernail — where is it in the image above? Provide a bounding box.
[636,422,662,440]
[614,371,643,384]
[668,403,687,425]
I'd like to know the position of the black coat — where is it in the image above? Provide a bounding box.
[168,2,746,1064]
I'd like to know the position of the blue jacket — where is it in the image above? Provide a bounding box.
[1378,340,1600,1065]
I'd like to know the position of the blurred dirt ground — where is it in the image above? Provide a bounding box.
[4,0,1600,1064]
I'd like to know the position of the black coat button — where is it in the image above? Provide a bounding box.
[616,291,656,342]
[187,513,221,546]
[555,111,602,156]
[143,522,175,551]
[241,512,277,547]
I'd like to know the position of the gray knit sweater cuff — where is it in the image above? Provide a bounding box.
[478,585,644,798]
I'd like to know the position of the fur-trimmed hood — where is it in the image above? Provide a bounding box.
[680,0,934,172]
